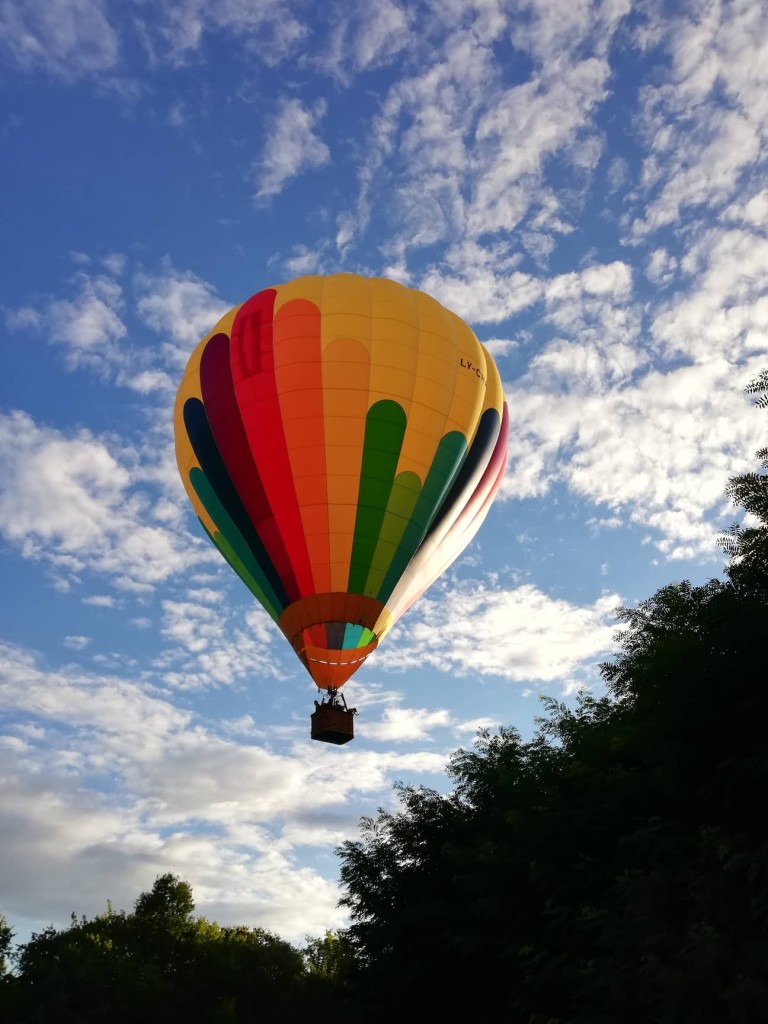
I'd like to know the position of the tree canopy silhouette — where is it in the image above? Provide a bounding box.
[336,372,768,1024]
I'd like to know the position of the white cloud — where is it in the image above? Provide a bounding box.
[48,275,125,359]
[134,263,232,364]
[630,1,768,238]
[63,634,91,650]
[502,357,765,559]
[651,227,768,364]
[467,56,610,237]
[0,0,119,77]
[452,715,506,737]
[420,241,543,323]
[0,411,204,590]
[319,0,411,81]
[280,244,328,277]
[646,248,678,285]
[152,0,307,66]
[82,594,117,607]
[336,0,628,264]
[723,188,768,228]
[377,580,619,682]
[334,14,503,254]
[0,642,448,941]
[7,273,127,375]
[482,337,518,358]
[253,98,330,202]
[124,369,175,394]
[156,602,283,689]
[508,0,631,63]
[5,261,231,390]
[492,220,768,560]
[364,705,453,743]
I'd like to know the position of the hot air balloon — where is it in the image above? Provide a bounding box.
[174,274,508,743]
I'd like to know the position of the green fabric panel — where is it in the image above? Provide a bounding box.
[357,628,375,648]
[190,469,283,618]
[375,431,468,604]
[364,471,422,596]
[348,400,407,593]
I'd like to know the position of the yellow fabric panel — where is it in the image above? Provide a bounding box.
[319,274,377,321]
[368,365,419,400]
[319,282,374,358]
[371,278,420,326]
[481,347,505,419]
[323,312,376,350]
[393,302,459,480]
[368,330,419,421]
[322,336,371,590]
[444,317,487,439]
[272,275,326,313]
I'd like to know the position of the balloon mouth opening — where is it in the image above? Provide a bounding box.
[277,593,386,687]
[292,625,379,689]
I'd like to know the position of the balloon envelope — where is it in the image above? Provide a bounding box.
[174,274,508,688]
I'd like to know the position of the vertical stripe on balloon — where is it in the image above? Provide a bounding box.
[199,330,300,601]
[183,396,289,609]
[321,336,372,592]
[273,299,331,594]
[190,473,283,619]
[376,431,467,604]
[424,407,501,542]
[230,291,316,598]
[348,400,407,595]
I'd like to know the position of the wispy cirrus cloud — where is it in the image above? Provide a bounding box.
[6,258,231,393]
[7,273,127,376]
[134,262,232,363]
[629,0,768,239]
[0,0,119,77]
[318,0,412,82]
[150,0,308,66]
[336,0,627,268]
[253,98,331,202]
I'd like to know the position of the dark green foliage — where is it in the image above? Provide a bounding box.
[720,370,768,600]
[336,376,768,1023]
[1,875,308,1024]
[303,929,355,982]
[133,871,194,922]
[0,914,12,978]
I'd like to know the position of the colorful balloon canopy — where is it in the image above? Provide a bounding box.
[174,274,508,689]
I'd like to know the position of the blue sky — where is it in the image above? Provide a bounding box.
[1,0,767,944]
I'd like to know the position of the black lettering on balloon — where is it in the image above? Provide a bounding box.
[459,355,486,387]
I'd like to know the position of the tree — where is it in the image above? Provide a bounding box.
[0,913,12,978]
[336,372,768,1024]
[10,876,310,1023]
[303,930,355,982]
[721,370,768,600]
[133,872,194,924]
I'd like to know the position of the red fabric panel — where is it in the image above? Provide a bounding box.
[199,330,300,600]
[230,291,315,597]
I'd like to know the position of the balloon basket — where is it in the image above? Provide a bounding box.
[311,691,357,745]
